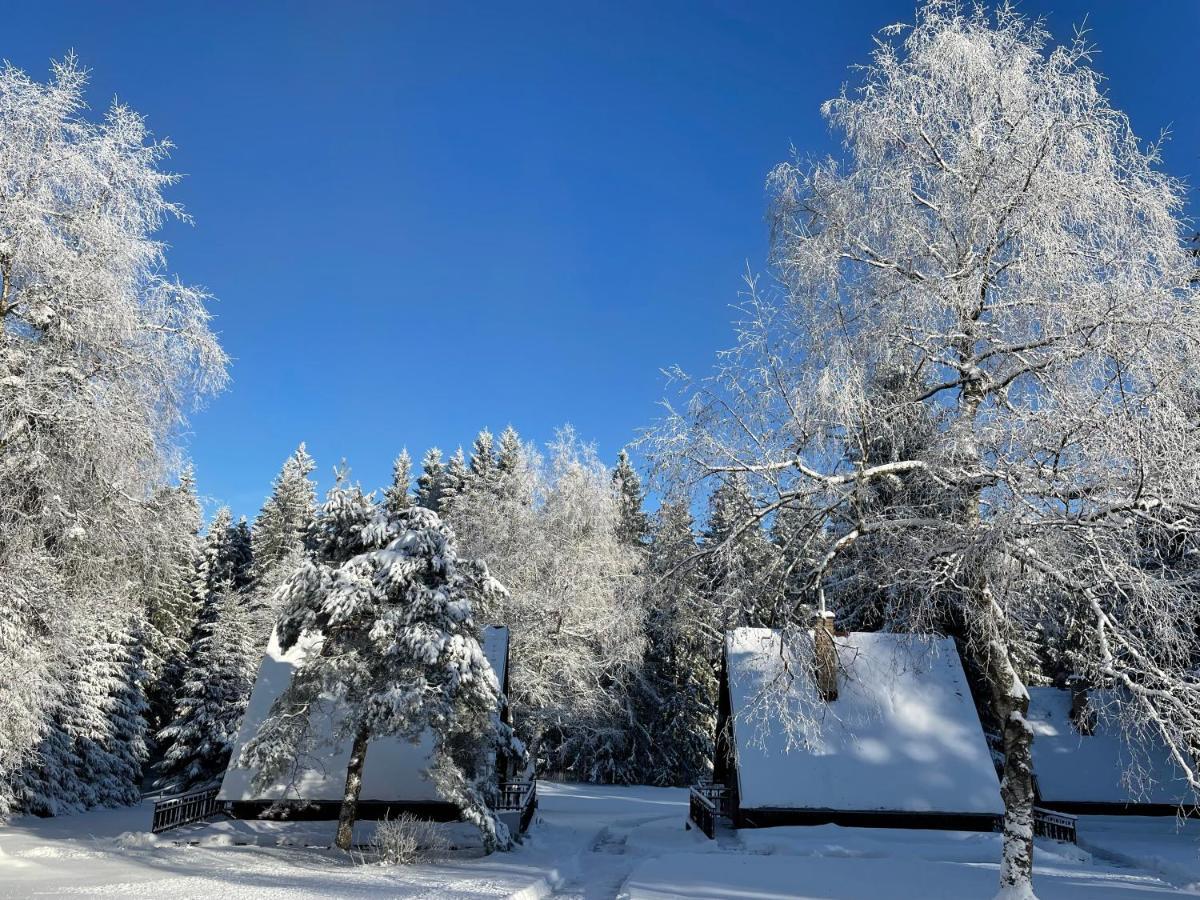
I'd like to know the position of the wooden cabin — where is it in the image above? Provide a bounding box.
[1028,686,1195,817]
[696,623,1004,836]
[217,624,535,836]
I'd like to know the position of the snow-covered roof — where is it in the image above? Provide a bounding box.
[1028,687,1194,807]
[725,628,1003,815]
[218,625,509,804]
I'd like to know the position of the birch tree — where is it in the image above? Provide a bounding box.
[653,4,1200,896]
[0,57,225,813]
[447,428,646,774]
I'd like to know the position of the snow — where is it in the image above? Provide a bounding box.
[1027,687,1195,807]
[725,628,1003,815]
[4,785,1200,898]
[218,625,509,805]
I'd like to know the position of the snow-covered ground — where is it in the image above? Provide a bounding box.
[2,783,1199,898]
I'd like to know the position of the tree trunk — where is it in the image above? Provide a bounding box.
[973,611,1037,898]
[335,724,370,851]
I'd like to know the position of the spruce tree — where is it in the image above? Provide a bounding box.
[143,469,203,735]
[383,448,414,515]
[612,449,649,547]
[242,481,522,852]
[155,509,256,792]
[636,499,715,785]
[439,446,471,513]
[251,445,317,584]
[469,428,497,486]
[415,447,446,512]
[702,475,777,629]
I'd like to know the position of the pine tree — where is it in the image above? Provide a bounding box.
[251,445,317,584]
[143,470,203,734]
[637,499,716,785]
[71,619,151,807]
[383,448,414,515]
[155,509,256,792]
[612,449,649,547]
[469,428,497,486]
[248,446,317,635]
[242,481,522,852]
[702,475,777,629]
[439,446,471,513]
[415,447,446,512]
[17,614,151,813]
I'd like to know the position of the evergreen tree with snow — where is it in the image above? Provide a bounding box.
[415,447,447,512]
[242,479,522,851]
[701,475,777,629]
[383,448,414,515]
[155,509,256,792]
[250,445,317,584]
[143,470,204,735]
[469,428,497,486]
[247,446,317,636]
[612,449,649,547]
[438,446,471,513]
[72,620,151,807]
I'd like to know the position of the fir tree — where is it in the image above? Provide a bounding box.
[415,447,446,512]
[702,475,777,629]
[469,428,496,486]
[72,619,151,807]
[242,481,522,852]
[383,448,414,515]
[251,445,317,583]
[155,509,256,792]
[142,469,203,735]
[612,449,649,547]
[439,446,471,513]
[637,499,715,785]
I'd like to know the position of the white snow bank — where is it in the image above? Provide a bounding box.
[726,628,1003,815]
[621,844,1183,899]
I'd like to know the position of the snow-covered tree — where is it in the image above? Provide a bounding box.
[637,499,717,785]
[383,448,414,515]
[241,480,521,852]
[155,509,256,792]
[701,475,778,629]
[251,445,317,581]
[439,446,471,513]
[415,447,446,512]
[248,445,317,634]
[653,4,1200,894]
[469,428,497,486]
[141,470,204,734]
[446,428,645,776]
[612,449,649,547]
[0,57,225,815]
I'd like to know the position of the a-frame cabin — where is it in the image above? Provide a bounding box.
[1028,685,1196,817]
[698,620,1004,835]
[217,624,535,835]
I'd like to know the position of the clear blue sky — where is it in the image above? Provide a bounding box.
[6,1,1197,518]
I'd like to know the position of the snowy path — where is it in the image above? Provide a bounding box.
[2,785,1199,898]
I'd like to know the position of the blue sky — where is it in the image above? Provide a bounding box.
[6,1,1197,518]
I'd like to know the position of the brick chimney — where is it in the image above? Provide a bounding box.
[1067,676,1095,736]
[812,610,839,701]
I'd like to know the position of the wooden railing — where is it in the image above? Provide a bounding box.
[151,786,225,834]
[688,782,730,839]
[1033,806,1077,843]
[497,780,537,833]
